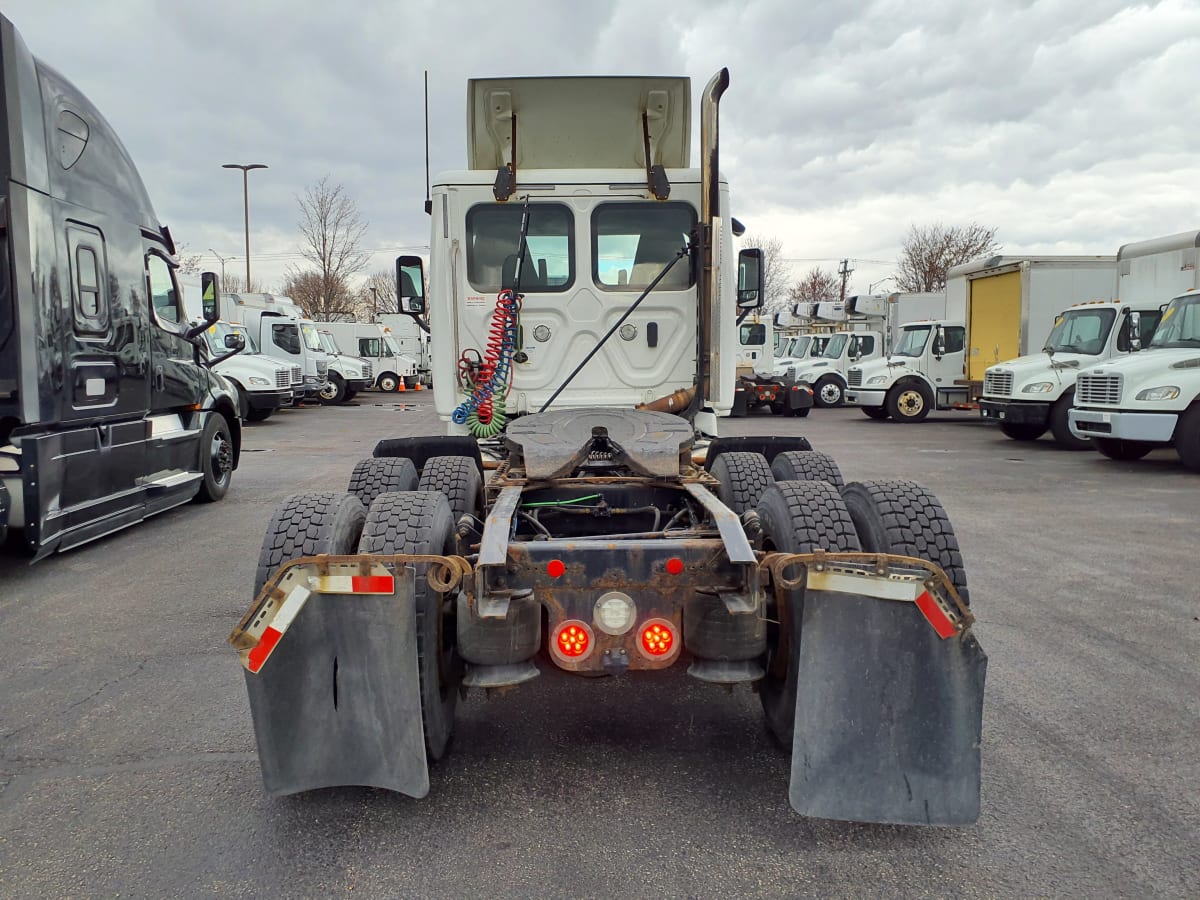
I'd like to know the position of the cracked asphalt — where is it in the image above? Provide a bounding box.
[1,393,1197,897]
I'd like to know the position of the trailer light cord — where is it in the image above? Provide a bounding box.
[520,493,602,508]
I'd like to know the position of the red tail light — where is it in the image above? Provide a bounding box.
[554,621,592,660]
[639,621,675,657]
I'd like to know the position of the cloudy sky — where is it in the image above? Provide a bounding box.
[6,0,1199,294]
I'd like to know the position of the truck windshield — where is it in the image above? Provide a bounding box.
[203,322,259,355]
[893,326,931,358]
[791,336,810,358]
[1044,307,1116,355]
[1148,295,1200,349]
[384,336,403,356]
[809,337,829,357]
[318,332,342,354]
[822,334,848,359]
[739,323,766,346]
[300,323,323,352]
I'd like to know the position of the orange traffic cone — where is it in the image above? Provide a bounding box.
[414,382,423,391]
[397,380,406,392]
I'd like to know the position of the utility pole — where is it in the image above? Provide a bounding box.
[838,258,854,302]
[369,286,378,321]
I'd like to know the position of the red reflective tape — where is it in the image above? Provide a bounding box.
[915,590,957,639]
[248,626,283,673]
[351,575,395,593]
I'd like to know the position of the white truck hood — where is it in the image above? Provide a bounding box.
[983,352,1095,394]
[214,353,287,381]
[1077,349,1200,409]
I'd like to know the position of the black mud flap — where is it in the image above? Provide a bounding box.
[243,567,428,797]
[790,592,987,825]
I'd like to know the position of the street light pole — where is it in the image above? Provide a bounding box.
[208,248,228,285]
[222,163,268,289]
[369,286,378,321]
[868,277,893,293]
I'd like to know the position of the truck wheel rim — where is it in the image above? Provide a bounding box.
[319,381,337,400]
[820,383,841,404]
[898,390,924,415]
[379,376,396,391]
[211,431,233,483]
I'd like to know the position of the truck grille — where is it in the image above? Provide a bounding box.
[291,365,303,385]
[984,370,1013,397]
[847,368,863,388]
[361,361,372,380]
[1077,373,1122,405]
[275,368,290,389]
[316,361,329,378]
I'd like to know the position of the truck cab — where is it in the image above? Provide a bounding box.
[407,75,762,436]
[845,320,968,421]
[308,324,370,404]
[788,328,884,408]
[198,321,292,422]
[323,321,418,392]
[980,301,1162,448]
[0,14,239,556]
[224,294,329,401]
[1069,289,1200,469]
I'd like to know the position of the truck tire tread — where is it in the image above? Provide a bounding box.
[418,455,483,523]
[359,491,460,760]
[770,450,844,488]
[710,451,773,514]
[756,480,861,747]
[347,457,419,510]
[254,491,366,596]
[841,480,969,605]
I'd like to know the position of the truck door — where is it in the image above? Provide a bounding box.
[968,271,1021,381]
[145,252,206,415]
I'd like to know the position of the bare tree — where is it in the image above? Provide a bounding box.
[174,242,203,276]
[738,233,789,311]
[788,267,841,305]
[894,223,1001,292]
[294,175,371,319]
[357,270,397,321]
[221,273,265,294]
[280,269,368,321]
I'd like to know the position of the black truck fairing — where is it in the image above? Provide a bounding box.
[0,14,239,557]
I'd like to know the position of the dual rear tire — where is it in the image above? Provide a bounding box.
[718,447,967,748]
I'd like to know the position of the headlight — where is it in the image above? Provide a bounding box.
[867,375,889,385]
[247,376,270,386]
[1135,386,1180,401]
[1021,382,1054,393]
[304,376,319,384]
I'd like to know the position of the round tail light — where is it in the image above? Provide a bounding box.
[552,620,593,662]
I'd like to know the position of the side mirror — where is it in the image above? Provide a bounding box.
[201,272,220,324]
[1129,311,1142,351]
[737,248,764,310]
[224,333,246,351]
[933,327,946,360]
[184,271,222,340]
[396,255,426,314]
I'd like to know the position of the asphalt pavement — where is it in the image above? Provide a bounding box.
[1,393,1197,898]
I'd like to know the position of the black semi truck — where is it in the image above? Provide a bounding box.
[0,15,240,559]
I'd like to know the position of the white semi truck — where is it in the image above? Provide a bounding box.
[312,329,373,404]
[234,70,987,827]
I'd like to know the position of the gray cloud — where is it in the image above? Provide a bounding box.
[5,0,1198,293]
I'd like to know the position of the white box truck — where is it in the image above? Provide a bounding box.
[377,313,431,386]
[322,321,419,391]
[1069,231,1200,468]
[847,258,1117,422]
[221,293,330,401]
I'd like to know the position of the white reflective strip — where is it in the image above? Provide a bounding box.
[272,585,311,633]
[807,570,922,602]
[313,576,355,593]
